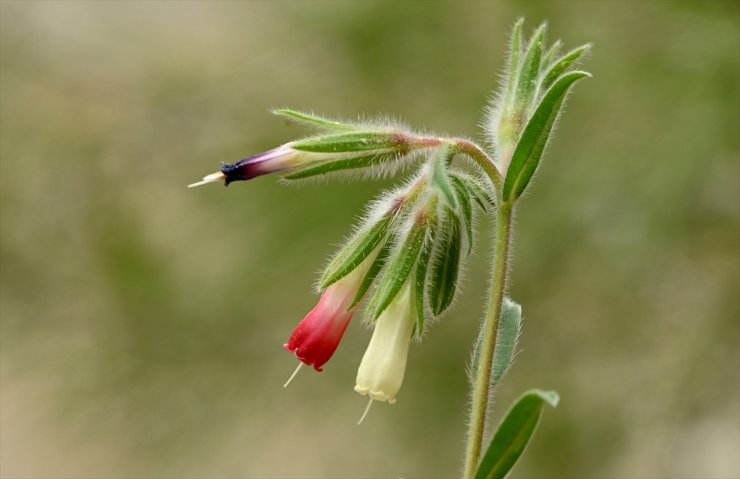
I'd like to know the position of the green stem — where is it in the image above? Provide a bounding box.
[462,200,513,479]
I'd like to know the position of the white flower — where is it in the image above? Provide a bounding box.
[354,281,415,404]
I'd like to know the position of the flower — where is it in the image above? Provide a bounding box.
[354,280,415,404]
[284,258,370,372]
[188,144,304,188]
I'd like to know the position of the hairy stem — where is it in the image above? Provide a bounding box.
[462,200,513,479]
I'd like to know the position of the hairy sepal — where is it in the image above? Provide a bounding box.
[451,176,474,256]
[367,217,427,320]
[427,207,462,316]
[540,44,591,92]
[272,108,355,131]
[320,215,392,289]
[291,131,404,153]
[430,145,458,209]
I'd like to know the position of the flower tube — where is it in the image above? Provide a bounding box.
[355,280,416,404]
[284,256,372,372]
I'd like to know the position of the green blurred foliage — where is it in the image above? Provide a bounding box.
[1,1,738,478]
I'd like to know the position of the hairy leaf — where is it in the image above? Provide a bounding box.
[272,108,354,131]
[431,145,458,209]
[320,216,391,289]
[540,44,591,92]
[503,71,590,201]
[475,390,559,479]
[514,23,547,110]
[283,152,395,180]
[427,208,462,316]
[491,298,522,385]
[291,131,400,153]
[368,220,427,320]
[451,176,474,255]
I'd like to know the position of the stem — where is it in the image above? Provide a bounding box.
[462,200,513,479]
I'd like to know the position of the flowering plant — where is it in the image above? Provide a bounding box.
[191,20,590,479]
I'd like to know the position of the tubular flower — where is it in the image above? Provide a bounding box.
[284,257,372,372]
[355,281,416,404]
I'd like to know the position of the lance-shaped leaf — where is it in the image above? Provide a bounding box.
[467,296,521,385]
[514,23,546,111]
[503,71,591,201]
[427,208,462,316]
[541,39,563,71]
[272,108,355,131]
[491,298,522,385]
[431,145,458,209]
[413,219,439,338]
[450,172,495,212]
[503,18,524,107]
[367,217,427,320]
[320,215,392,289]
[451,176,475,255]
[349,239,392,308]
[540,44,591,92]
[474,389,559,479]
[291,131,404,153]
[283,153,396,180]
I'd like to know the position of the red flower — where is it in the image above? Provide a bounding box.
[284,264,367,371]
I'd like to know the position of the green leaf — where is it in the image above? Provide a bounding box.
[291,131,400,153]
[541,39,563,70]
[349,239,392,308]
[540,44,591,92]
[491,298,522,385]
[431,145,458,209]
[413,228,436,338]
[474,389,560,479]
[467,296,521,385]
[450,172,495,211]
[368,219,427,320]
[427,208,462,316]
[283,153,393,180]
[514,23,546,110]
[272,108,354,131]
[451,176,474,255]
[503,18,524,106]
[503,71,590,201]
[320,216,391,289]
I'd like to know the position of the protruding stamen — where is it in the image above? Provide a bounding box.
[357,397,374,425]
[283,362,303,388]
[188,171,226,188]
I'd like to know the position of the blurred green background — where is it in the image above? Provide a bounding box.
[1,1,738,478]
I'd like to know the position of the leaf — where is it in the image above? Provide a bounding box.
[503,71,591,201]
[540,44,591,92]
[367,219,427,320]
[491,298,522,385]
[427,208,462,316]
[272,108,354,131]
[283,153,394,180]
[474,389,560,479]
[450,172,495,212]
[431,145,458,209]
[451,176,474,255]
[291,131,400,153]
[467,296,521,385]
[514,23,546,110]
[349,239,392,308]
[503,18,524,106]
[413,227,436,338]
[541,39,563,71]
[320,216,392,289]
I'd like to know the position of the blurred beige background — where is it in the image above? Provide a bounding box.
[1,1,738,478]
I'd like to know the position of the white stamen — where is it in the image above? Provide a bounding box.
[283,362,303,388]
[188,171,226,188]
[357,397,374,425]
